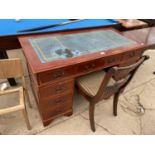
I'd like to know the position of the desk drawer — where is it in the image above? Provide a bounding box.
[40,93,73,111]
[104,55,123,66]
[77,59,105,74]
[39,79,74,98]
[124,50,142,59]
[103,50,143,67]
[38,66,75,84]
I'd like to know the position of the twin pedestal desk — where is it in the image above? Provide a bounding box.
[2,25,155,126]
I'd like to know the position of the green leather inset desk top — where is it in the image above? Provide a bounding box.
[29,30,137,63]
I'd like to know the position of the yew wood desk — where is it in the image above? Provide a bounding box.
[18,27,155,126]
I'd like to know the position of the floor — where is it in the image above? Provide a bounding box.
[0,49,155,135]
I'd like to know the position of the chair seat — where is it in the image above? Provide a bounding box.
[76,70,115,97]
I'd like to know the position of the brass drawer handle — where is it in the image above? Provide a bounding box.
[53,71,65,79]
[128,52,136,58]
[55,86,65,93]
[107,58,116,63]
[48,98,64,105]
[84,63,96,70]
[55,99,64,104]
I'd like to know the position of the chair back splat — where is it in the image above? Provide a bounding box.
[94,55,149,102]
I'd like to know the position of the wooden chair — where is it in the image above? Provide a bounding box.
[0,58,32,130]
[76,55,149,132]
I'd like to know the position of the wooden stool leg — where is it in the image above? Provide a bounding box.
[24,89,32,108]
[22,109,31,130]
[113,91,120,116]
[89,102,96,132]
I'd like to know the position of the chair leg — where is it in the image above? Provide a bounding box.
[89,102,96,132]
[113,91,121,116]
[24,89,32,108]
[22,109,31,130]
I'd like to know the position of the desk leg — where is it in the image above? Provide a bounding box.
[0,49,17,86]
